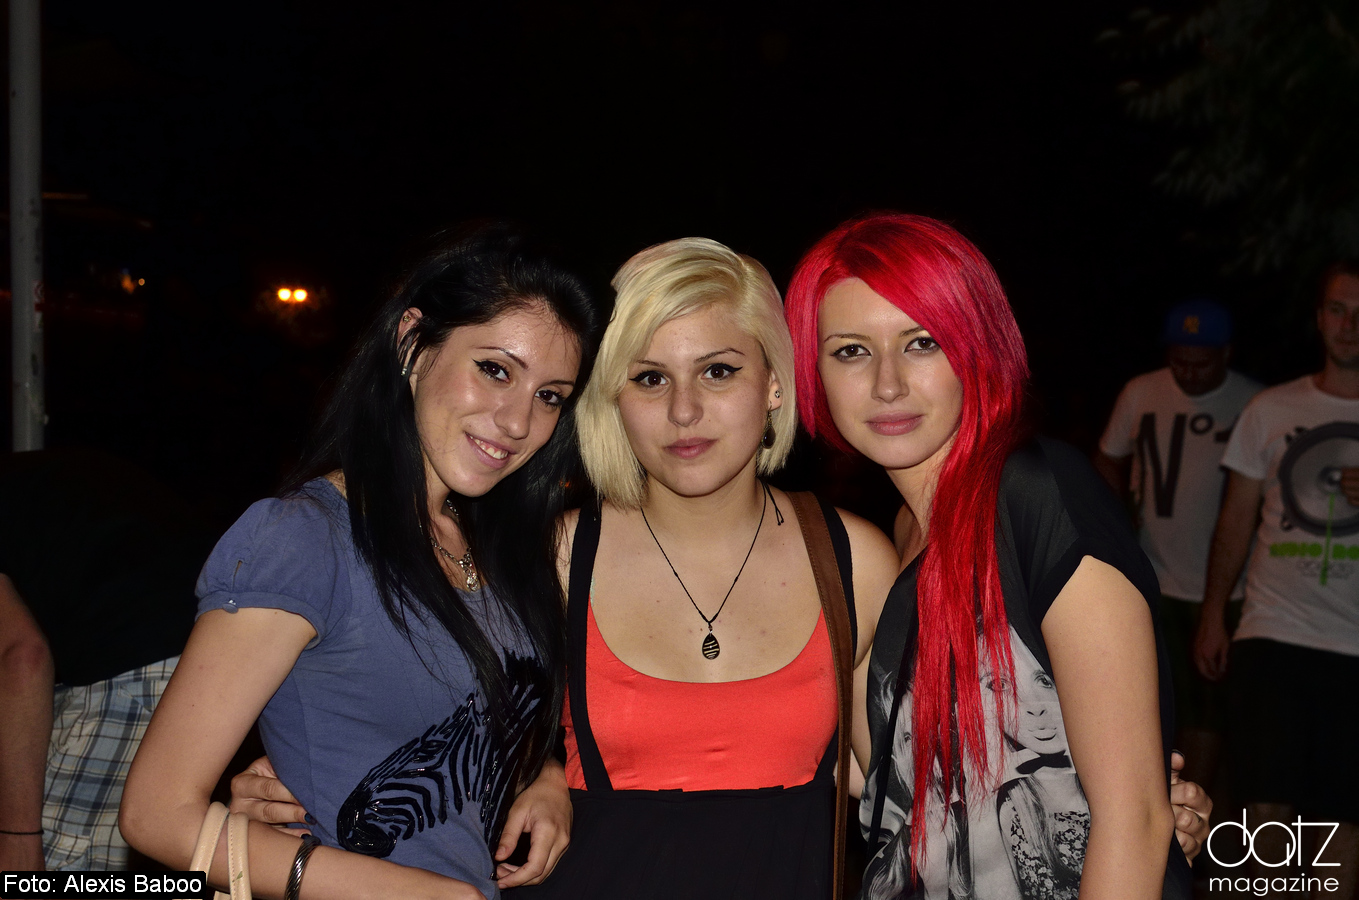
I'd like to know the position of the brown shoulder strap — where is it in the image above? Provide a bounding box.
[787,490,854,900]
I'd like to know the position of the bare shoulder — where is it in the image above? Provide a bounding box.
[323,469,347,497]
[553,509,583,600]
[558,508,582,549]
[836,508,898,568]
[0,574,47,649]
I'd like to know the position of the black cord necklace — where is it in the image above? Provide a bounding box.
[640,483,768,660]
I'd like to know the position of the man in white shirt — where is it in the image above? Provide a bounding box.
[1195,262,1359,891]
[1097,299,1260,792]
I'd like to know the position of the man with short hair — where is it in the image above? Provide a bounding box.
[1195,262,1359,893]
[1096,298,1261,793]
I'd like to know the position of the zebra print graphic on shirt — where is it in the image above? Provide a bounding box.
[336,651,544,857]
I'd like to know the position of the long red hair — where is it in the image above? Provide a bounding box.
[785,213,1029,875]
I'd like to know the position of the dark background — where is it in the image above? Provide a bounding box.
[2,0,1338,531]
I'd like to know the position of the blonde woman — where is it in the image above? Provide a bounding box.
[513,237,901,900]
[229,235,1213,899]
[531,237,1209,899]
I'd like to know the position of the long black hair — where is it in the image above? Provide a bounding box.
[286,222,601,785]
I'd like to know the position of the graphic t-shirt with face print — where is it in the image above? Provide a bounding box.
[859,439,1189,900]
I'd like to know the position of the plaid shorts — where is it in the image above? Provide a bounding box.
[43,657,178,871]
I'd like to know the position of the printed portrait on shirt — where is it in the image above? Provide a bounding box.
[862,630,1090,900]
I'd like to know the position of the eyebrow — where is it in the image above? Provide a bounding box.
[696,347,745,362]
[821,326,927,344]
[633,347,747,367]
[478,346,527,368]
[478,346,576,387]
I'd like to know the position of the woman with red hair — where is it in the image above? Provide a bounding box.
[785,213,1193,900]
[226,222,1210,899]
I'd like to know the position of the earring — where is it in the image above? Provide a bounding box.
[401,361,411,378]
[774,389,781,399]
[761,410,775,449]
[402,314,412,323]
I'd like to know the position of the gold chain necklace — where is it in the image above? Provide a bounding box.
[431,498,481,592]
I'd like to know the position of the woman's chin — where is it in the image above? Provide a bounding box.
[641,456,761,501]
[856,446,936,474]
[652,474,746,501]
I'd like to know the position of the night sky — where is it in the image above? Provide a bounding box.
[9,0,1320,524]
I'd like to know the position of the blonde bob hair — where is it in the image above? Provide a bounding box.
[577,237,797,508]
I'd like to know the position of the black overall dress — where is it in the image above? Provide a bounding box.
[509,498,857,900]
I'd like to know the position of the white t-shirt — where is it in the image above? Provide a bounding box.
[1221,376,1359,656]
[1100,368,1262,601]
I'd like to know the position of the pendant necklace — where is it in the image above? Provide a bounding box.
[640,484,767,660]
[430,497,481,592]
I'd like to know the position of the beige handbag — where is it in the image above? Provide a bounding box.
[185,801,252,900]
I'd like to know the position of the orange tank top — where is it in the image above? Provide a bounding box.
[564,604,837,791]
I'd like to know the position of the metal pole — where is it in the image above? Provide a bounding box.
[10,0,44,451]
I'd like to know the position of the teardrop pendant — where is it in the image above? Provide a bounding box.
[701,631,720,660]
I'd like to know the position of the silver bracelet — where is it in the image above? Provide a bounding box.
[284,834,321,900]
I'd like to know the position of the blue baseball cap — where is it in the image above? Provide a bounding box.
[1163,298,1232,347]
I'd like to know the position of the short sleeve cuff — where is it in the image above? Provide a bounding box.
[197,589,328,644]
[1098,437,1132,459]
[1030,543,1089,624]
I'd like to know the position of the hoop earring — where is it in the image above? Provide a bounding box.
[761,410,775,450]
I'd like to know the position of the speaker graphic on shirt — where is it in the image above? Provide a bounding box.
[1278,422,1359,585]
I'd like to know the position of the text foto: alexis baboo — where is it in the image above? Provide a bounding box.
[1,872,208,899]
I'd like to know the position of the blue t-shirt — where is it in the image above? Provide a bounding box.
[197,479,544,899]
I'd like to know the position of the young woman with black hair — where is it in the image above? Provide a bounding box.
[120,224,603,900]
[224,231,1213,900]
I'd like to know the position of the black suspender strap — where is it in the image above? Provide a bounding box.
[565,505,613,792]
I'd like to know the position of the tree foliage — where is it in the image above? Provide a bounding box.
[1103,0,1359,275]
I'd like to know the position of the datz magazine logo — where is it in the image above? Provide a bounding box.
[1206,812,1345,895]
